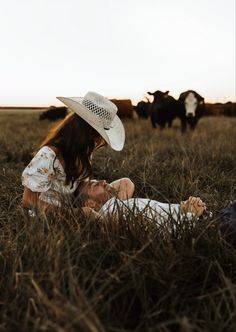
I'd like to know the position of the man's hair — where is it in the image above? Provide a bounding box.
[73,192,90,207]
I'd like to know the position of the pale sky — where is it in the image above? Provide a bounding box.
[0,0,235,106]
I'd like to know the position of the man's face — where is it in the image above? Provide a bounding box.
[80,179,115,207]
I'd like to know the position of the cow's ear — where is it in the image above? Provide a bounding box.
[164,91,169,98]
[147,91,153,95]
[179,92,187,100]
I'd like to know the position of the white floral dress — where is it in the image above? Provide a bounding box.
[22,146,79,206]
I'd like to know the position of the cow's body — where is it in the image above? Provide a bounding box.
[147,90,178,128]
[133,100,151,119]
[178,90,205,131]
[39,106,68,121]
[110,99,134,119]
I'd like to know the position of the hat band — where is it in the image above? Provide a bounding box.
[82,98,115,129]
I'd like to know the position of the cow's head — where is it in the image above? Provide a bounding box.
[184,92,198,117]
[147,90,169,101]
[147,91,170,110]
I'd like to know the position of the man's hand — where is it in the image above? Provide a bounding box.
[110,178,135,200]
[180,196,207,217]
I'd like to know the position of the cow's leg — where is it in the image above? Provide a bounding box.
[168,120,173,128]
[151,113,158,128]
[151,119,157,128]
[160,121,165,129]
[181,119,187,132]
[189,119,198,130]
[190,124,196,130]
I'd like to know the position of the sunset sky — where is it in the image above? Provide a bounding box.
[0,0,235,106]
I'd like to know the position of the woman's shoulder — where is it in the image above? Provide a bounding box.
[45,145,59,154]
[34,145,58,159]
[38,145,57,154]
[41,145,65,170]
[27,146,57,166]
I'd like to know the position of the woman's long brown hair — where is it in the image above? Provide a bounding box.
[39,113,106,185]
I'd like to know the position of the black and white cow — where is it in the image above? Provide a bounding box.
[39,106,68,121]
[178,90,205,131]
[147,90,178,128]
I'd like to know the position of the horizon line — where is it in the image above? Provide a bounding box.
[1,99,236,109]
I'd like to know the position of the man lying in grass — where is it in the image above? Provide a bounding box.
[78,179,207,222]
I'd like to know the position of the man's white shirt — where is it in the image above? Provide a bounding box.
[100,197,194,225]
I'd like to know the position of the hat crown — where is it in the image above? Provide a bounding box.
[82,91,118,129]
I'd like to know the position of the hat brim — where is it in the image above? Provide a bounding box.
[56,96,125,151]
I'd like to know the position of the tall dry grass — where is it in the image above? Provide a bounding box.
[0,112,236,331]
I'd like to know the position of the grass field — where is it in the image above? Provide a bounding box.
[0,112,236,331]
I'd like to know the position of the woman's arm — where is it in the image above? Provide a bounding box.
[21,187,52,210]
[21,146,57,211]
[110,178,135,200]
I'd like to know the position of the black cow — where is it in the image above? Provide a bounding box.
[178,90,205,131]
[39,106,68,121]
[133,98,151,119]
[147,90,178,128]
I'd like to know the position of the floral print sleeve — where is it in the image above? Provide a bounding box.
[22,146,56,192]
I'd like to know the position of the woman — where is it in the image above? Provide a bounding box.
[21,91,133,213]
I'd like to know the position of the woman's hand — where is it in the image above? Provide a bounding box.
[180,196,207,217]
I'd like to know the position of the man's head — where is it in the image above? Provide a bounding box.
[79,179,116,211]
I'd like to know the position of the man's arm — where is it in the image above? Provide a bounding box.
[110,178,135,200]
[180,196,207,217]
[146,196,207,223]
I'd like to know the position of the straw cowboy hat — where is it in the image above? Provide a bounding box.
[57,91,125,151]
